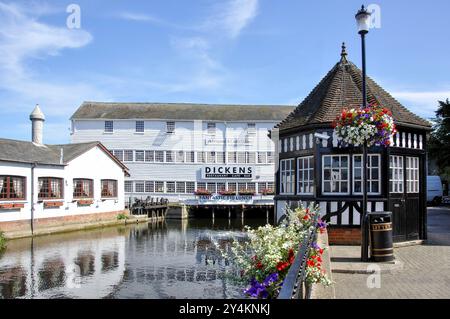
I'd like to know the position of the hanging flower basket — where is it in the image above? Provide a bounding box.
[238,190,255,196]
[218,190,236,196]
[333,103,396,147]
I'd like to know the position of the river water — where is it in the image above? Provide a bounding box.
[0,218,269,299]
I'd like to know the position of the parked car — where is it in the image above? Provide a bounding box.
[427,175,443,205]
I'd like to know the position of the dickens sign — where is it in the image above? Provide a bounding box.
[201,166,254,179]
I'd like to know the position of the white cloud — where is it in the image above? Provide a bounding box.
[117,12,162,23]
[391,90,450,118]
[206,0,259,38]
[0,1,109,119]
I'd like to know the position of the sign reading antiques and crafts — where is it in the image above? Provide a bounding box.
[201,166,254,179]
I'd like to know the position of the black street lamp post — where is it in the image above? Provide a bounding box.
[355,5,372,262]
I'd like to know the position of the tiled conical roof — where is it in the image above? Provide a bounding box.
[277,43,431,132]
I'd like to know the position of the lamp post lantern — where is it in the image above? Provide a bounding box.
[355,5,372,262]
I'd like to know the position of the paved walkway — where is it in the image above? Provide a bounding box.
[332,207,450,299]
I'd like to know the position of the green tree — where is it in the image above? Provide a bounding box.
[429,99,450,180]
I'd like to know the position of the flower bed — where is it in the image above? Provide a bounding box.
[194,189,212,196]
[238,190,255,196]
[218,190,237,196]
[220,204,331,299]
[333,103,396,147]
[260,189,275,196]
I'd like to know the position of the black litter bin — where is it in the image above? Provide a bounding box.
[368,211,394,262]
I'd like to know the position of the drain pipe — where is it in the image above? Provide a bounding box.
[30,162,37,235]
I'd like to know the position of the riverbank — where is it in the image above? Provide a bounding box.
[2,214,158,240]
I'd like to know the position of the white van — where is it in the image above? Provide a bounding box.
[427,176,443,205]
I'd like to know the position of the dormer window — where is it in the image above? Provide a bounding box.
[136,121,144,133]
[166,122,175,134]
[104,121,113,133]
[247,123,256,134]
[207,122,216,135]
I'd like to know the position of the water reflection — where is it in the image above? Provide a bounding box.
[0,218,269,299]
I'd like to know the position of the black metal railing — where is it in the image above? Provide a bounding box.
[277,215,319,299]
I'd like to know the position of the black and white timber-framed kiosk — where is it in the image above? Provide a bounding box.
[271,44,432,244]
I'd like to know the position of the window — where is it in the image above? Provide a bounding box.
[197,182,206,190]
[280,159,295,194]
[207,151,216,163]
[0,176,26,200]
[176,182,186,193]
[38,177,63,199]
[124,150,134,162]
[197,152,206,163]
[155,181,165,193]
[135,181,145,193]
[267,152,274,164]
[166,122,175,134]
[166,182,175,193]
[406,157,419,193]
[353,154,381,194]
[238,183,247,191]
[145,181,154,193]
[124,181,133,193]
[228,152,237,164]
[186,182,195,193]
[155,151,164,162]
[247,152,256,164]
[101,180,118,198]
[227,183,237,193]
[135,150,145,162]
[389,156,404,193]
[145,151,154,162]
[217,182,226,192]
[246,183,256,192]
[257,152,267,164]
[207,122,216,135]
[165,151,174,163]
[206,183,216,193]
[73,179,93,198]
[216,152,225,164]
[136,121,144,133]
[237,152,246,164]
[185,151,195,163]
[176,151,185,163]
[104,121,113,133]
[322,155,349,194]
[247,123,256,134]
[297,156,314,194]
[267,182,274,192]
[258,182,267,194]
[113,150,124,162]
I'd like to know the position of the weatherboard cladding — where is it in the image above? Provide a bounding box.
[70,102,294,122]
[276,58,431,132]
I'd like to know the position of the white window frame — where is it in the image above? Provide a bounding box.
[322,155,350,195]
[389,155,404,193]
[135,150,145,162]
[247,123,256,134]
[297,156,314,195]
[352,154,381,195]
[124,150,134,162]
[124,181,133,193]
[155,151,164,163]
[207,122,216,135]
[406,156,419,193]
[280,158,295,195]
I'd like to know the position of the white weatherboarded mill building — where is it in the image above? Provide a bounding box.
[0,106,129,235]
[70,102,293,212]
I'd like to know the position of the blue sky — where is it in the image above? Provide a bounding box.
[1,0,449,144]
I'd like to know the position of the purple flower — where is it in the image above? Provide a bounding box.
[263,273,279,286]
[312,242,321,250]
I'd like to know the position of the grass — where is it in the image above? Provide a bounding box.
[116,213,129,220]
[0,231,6,252]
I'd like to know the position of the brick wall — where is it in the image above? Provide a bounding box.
[327,227,361,245]
[0,210,128,233]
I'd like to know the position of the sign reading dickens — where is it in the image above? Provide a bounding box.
[202,166,254,179]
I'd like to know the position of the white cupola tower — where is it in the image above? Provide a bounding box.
[30,104,45,145]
